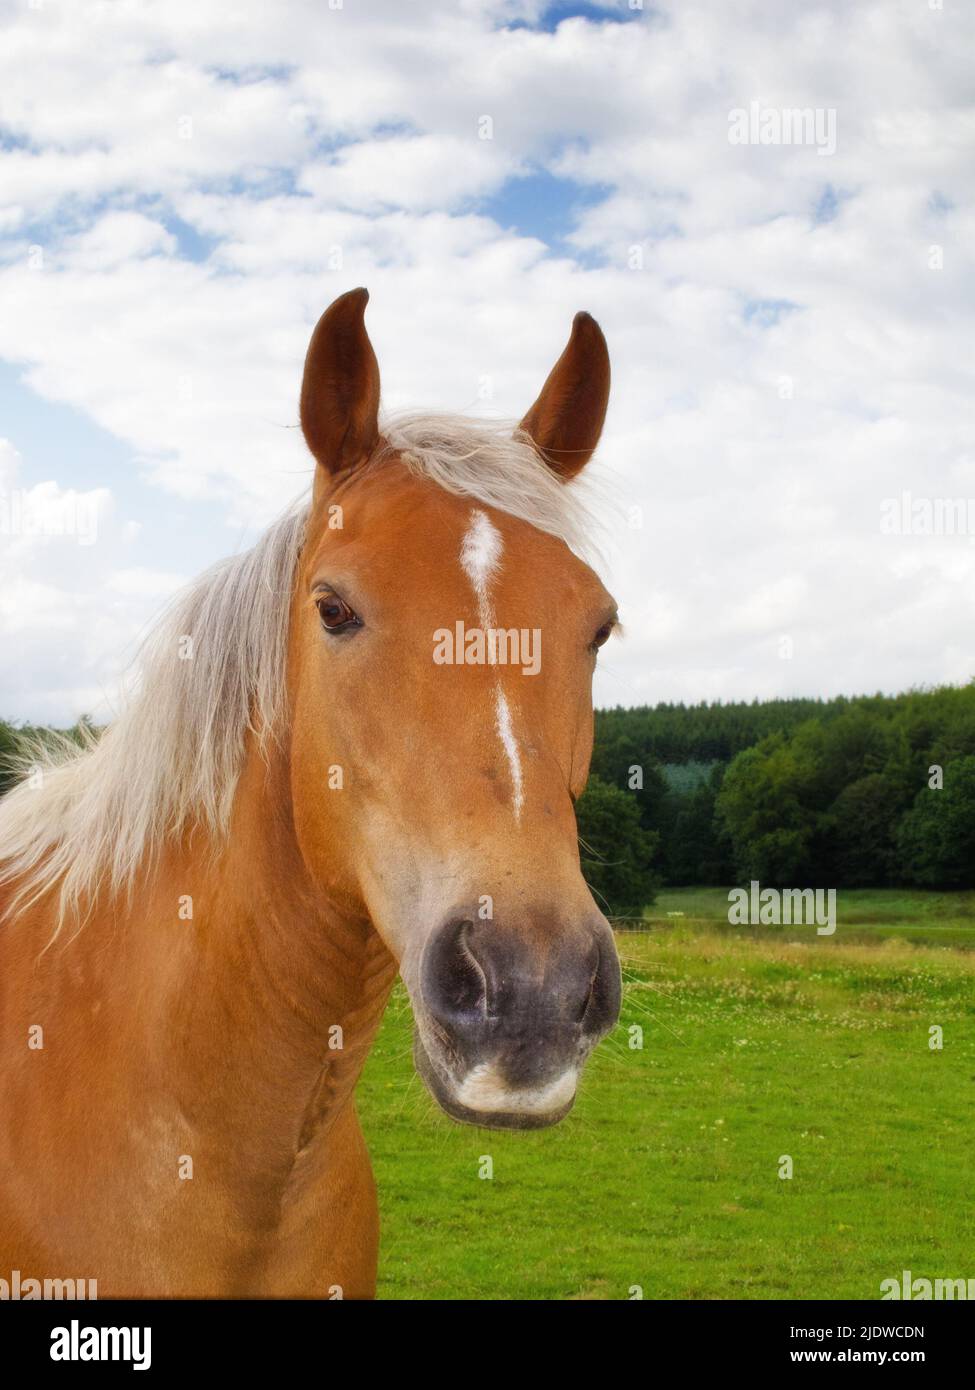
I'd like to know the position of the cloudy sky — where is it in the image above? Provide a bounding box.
[0,0,972,725]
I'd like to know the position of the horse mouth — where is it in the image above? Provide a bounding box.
[412,1030,578,1131]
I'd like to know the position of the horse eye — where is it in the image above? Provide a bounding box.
[591,620,616,652]
[316,593,361,633]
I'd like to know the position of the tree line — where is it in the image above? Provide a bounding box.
[577,684,975,915]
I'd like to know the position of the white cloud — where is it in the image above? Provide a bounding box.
[0,438,187,723]
[298,135,521,213]
[64,213,178,269]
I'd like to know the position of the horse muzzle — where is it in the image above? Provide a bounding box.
[411,914,621,1130]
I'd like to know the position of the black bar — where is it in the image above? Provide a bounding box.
[1,1299,968,1374]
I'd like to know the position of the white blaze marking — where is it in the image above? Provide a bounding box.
[494,688,524,819]
[459,509,526,823]
[459,508,503,619]
[455,1062,578,1115]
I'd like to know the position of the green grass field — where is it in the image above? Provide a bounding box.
[358,889,975,1299]
[647,886,975,950]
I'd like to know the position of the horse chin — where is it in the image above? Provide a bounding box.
[412,1030,577,1132]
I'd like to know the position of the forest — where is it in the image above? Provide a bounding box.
[577,684,975,915]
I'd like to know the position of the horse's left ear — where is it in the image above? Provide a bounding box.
[518,311,610,480]
[300,287,381,488]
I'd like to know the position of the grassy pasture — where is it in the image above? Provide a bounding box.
[358,890,975,1299]
[648,886,975,950]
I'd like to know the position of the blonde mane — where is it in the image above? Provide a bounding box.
[0,414,598,930]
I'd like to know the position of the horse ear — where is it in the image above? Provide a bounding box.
[518,311,610,480]
[300,287,380,485]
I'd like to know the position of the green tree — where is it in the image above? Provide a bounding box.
[666,765,735,885]
[575,774,659,917]
[828,773,905,886]
[715,733,822,884]
[897,757,975,888]
[0,720,21,797]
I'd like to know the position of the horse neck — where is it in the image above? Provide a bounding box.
[134,731,397,1152]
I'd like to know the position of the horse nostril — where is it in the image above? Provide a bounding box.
[423,918,488,1024]
[577,961,599,1025]
[579,932,622,1039]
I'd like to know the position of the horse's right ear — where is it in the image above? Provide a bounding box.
[300,287,381,485]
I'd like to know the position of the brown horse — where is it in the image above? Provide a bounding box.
[0,289,621,1298]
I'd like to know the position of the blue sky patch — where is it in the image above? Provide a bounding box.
[743,298,801,328]
[483,167,610,250]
